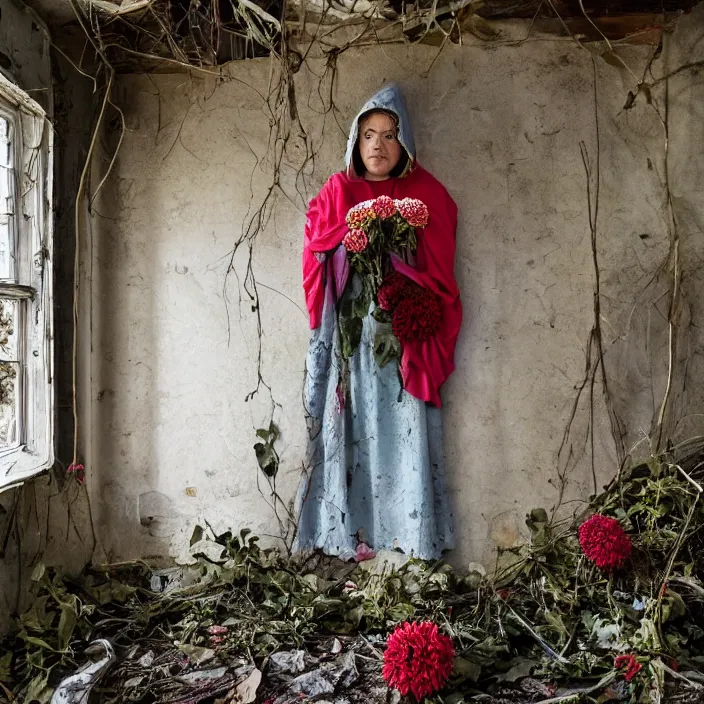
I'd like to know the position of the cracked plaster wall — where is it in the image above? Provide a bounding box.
[86,11,704,569]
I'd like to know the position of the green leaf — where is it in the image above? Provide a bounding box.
[24,673,52,704]
[453,656,481,682]
[373,326,401,368]
[345,605,364,627]
[302,573,319,591]
[178,644,216,665]
[443,695,466,704]
[463,570,484,590]
[338,278,371,360]
[0,652,12,680]
[543,609,569,638]
[18,631,60,652]
[646,456,662,476]
[661,590,686,622]
[371,307,391,323]
[339,312,363,360]
[254,441,279,478]
[26,648,45,670]
[633,617,660,650]
[386,603,415,622]
[21,595,52,632]
[57,603,78,651]
[92,579,135,605]
[495,657,538,682]
[30,562,46,583]
[526,508,551,546]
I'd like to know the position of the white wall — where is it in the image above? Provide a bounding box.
[85,13,704,568]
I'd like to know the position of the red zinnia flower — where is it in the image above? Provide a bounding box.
[371,195,397,219]
[578,514,632,571]
[383,621,455,700]
[392,286,443,344]
[615,654,642,681]
[396,198,429,228]
[377,272,411,311]
[343,229,368,253]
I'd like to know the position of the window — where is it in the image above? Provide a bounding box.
[0,74,53,491]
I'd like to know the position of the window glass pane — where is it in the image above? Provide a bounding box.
[0,298,17,361]
[0,299,19,448]
[0,360,18,447]
[0,116,14,281]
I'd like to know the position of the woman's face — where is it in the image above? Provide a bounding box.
[358,112,402,181]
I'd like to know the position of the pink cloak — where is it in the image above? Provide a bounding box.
[302,164,462,407]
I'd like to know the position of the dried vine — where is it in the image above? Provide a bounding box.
[539,0,694,526]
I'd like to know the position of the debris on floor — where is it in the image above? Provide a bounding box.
[3,439,704,703]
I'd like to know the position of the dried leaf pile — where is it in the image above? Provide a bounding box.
[3,439,704,704]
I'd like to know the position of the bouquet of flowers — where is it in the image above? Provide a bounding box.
[343,195,428,290]
[338,195,443,366]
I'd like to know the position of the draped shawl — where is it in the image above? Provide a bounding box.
[302,164,462,407]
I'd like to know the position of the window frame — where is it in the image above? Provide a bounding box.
[0,73,53,491]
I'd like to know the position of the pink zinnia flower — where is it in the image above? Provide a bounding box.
[346,202,375,228]
[354,543,376,562]
[371,195,397,219]
[383,621,455,700]
[207,625,228,635]
[396,198,429,228]
[67,463,85,485]
[343,229,368,253]
[578,514,632,571]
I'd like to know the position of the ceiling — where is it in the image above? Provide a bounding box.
[20,0,703,66]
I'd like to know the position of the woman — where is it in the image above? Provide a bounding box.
[296,84,462,560]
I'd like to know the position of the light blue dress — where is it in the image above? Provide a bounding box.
[294,85,455,560]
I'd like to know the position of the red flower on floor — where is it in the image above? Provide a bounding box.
[382,621,455,701]
[343,229,368,253]
[371,195,397,219]
[578,514,632,571]
[377,272,411,311]
[392,286,443,344]
[615,654,642,681]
